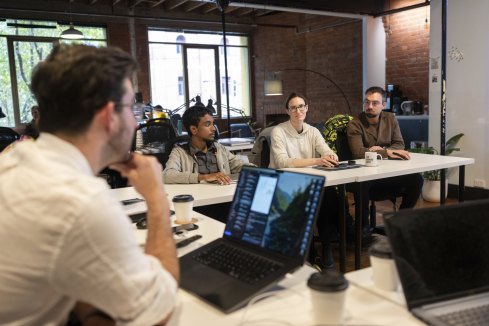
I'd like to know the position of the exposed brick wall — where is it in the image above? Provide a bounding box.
[252,13,363,128]
[104,3,429,128]
[106,22,150,104]
[384,1,430,106]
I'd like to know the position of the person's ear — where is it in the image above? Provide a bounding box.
[98,102,116,133]
[189,125,198,135]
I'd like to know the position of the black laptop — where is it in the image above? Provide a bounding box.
[179,166,325,313]
[384,199,489,325]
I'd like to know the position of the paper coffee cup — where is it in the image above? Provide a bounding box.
[369,238,399,291]
[307,270,348,325]
[172,194,194,224]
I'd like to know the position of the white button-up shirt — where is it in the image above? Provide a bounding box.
[0,133,177,325]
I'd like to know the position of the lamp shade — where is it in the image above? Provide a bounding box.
[264,79,283,96]
[60,23,84,40]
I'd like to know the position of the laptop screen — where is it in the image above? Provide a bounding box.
[224,167,325,258]
[384,200,489,309]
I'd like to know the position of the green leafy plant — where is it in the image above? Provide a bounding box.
[409,133,464,181]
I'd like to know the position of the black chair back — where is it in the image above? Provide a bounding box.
[0,127,20,152]
[230,123,254,139]
[335,130,354,161]
[138,118,176,145]
[249,126,274,167]
[133,118,178,167]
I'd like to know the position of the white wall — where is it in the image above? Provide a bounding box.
[429,0,489,188]
[363,16,386,93]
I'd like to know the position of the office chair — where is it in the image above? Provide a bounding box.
[134,118,178,167]
[230,123,255,139]
[249,126,274,167]
[0,127,20,152]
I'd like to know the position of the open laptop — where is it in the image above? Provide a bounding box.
[179,166,325,313]
[384,199,489,325]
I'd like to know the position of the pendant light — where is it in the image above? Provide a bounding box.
[60,23,84,40]
[60,1,84,40]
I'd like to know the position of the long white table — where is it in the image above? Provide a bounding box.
[114,153,474,271]
[287,153,475,269]
[116,188,425,325]
[111,183,237,215]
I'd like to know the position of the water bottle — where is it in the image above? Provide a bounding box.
[133,92,144,122]
[177,119,183,135]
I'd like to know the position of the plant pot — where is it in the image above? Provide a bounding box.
[422,180,449,203]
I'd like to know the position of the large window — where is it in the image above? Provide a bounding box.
[148,30,251,118]
[0,19,106,127]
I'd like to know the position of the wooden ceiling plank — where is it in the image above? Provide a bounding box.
[128,0,146,7]
[200,2,217,14]
[150,0,166,8]
[165,0,189,10]
[224,6,239,14]
[183,1,207,12]
[236,7,254,16]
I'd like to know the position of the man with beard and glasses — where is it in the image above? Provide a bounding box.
[0,44,178,325]
[347,86,423,234]
[163,104,252,185]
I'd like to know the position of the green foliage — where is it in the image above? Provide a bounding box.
[408,133,464,180]
[322,114,353,153]
[0,19,106,128]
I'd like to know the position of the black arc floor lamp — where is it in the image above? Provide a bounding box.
[215,0,232,133]
[264,68,352,116]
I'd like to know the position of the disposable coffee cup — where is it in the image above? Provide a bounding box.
[307,270,349,325]
[369,238,399,291]
[365,152,383,167]
[172,194,194,224]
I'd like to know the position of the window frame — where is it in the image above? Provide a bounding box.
[7,35,59,127]
[148,29,251,119]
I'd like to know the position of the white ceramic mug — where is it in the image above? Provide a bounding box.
[365,152,383,167]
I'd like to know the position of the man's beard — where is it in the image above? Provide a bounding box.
[107,125,134,165]
[365,113,378,119]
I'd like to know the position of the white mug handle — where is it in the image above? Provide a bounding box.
[376,154,383,160]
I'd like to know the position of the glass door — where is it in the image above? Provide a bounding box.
[183,45,221,115]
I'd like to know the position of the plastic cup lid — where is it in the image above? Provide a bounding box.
[307,270,348,292]
[369,238,393,259]
[172,194,194,202]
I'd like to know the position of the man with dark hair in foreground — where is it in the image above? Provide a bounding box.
[0,44,178,325]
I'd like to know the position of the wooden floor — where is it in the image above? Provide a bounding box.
[330,194,458,273]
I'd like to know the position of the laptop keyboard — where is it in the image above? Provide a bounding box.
[438,304,489,326]
[193,243,283,284]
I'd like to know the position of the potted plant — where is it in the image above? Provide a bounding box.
[409,133,464,202]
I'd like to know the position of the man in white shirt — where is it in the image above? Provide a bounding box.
[0,44,179,325]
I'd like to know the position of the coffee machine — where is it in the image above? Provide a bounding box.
[385,84,403,115]
[413,101,424,115]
